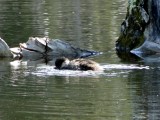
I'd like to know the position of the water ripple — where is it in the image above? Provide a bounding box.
[26,64,150,77]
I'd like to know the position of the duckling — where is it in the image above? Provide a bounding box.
[55,57,103,71]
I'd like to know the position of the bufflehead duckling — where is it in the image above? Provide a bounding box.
[55,57,103,71]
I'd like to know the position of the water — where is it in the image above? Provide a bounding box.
[0,0,160,120]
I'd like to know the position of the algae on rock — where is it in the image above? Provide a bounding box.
[116,0,149,59]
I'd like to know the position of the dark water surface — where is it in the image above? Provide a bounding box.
[0,0,159,120]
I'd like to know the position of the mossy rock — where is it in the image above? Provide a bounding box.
[116,0,149,60]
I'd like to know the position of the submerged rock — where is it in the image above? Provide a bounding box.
[0,37,101,60]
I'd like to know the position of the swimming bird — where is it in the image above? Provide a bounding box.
[55,57,103,71]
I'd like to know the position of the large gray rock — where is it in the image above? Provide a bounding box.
[0,37,101,60]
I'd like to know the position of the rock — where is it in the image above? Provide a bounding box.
[116,0,150,60]
[0,38,12,57]
[0,37,101,60]
[116,0,160,60]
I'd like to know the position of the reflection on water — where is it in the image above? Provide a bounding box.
[1,59,134,120]
[0,0,160,120]
[128,63,160,120]
[1,58,160,120]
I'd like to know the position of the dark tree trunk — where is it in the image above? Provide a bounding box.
[116,0,160,60]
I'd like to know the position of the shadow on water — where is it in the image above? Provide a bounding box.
[127,62,160,120]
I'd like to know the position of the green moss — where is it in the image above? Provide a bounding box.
[128,0,144,13]
[116,0,148,54]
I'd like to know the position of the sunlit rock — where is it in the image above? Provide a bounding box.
[0,37,101,60]
[0,38,12,57]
